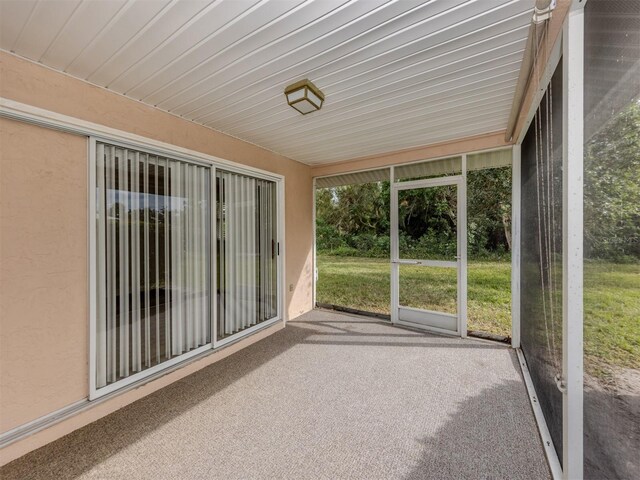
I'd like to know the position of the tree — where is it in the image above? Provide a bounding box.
[316,165,515,259]
[584,99,640,261]
[467,167,512,255]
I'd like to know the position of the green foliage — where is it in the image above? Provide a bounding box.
[316,182,391,258]
[467,167,512,259]
[584,100,640,262]
[329,246,360,257]
[315,182,389,236]
[317,98,640,262]
[316,167,513,259]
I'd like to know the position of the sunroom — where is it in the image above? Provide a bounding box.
[0,1,637,479]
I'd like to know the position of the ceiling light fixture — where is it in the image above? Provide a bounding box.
[284,79,324,115]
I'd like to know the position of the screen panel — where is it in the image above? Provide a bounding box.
[316,168,390,189]
[467,165,512,338]
[520,62,564,462]
[397,184,458,261]
[398,264,457,315]
[315,178,391,316]
[583,1,640,478]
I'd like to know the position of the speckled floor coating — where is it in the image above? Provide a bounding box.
[1,310,550,479]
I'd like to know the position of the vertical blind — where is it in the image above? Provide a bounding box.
[95,143,211,389]
[217,170,278,340]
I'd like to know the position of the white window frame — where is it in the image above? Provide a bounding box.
[213,169,284,350]
[88,135,285,399]
[560,3,584,478]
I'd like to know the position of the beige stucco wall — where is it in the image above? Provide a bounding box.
[0,51,313,463]
[0,119,88,433]
[0,50,314,317]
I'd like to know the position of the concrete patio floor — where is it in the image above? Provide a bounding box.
[1,310,550,479]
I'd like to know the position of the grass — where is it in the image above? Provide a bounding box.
[316,255,512,337]
[316,256,391,315]
[317,255,640,373]
[584,262,640,374]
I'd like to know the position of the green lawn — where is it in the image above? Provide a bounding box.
[584,262,640,373]
[316,256,512,337]
[317,255,640,373]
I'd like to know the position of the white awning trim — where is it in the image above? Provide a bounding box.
[394,156,462,181]
[315,149,512,189]
[315,168,390,189]
[467,148,513,171]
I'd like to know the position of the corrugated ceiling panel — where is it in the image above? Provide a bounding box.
[0,0,533,165]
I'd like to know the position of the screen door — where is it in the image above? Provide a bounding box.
[391,176,466,335]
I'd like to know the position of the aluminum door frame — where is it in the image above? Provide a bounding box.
[390,174,467,337]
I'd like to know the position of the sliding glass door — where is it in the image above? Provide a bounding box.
[216,170,279,343]
[94,142,212,394]
[92,140,282,398]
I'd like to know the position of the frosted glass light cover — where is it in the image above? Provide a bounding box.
[306,89,322,108]
[286,89,305,103]
[291,99,317,114]
[284,79,324,114]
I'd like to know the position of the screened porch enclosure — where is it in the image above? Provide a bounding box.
[314,149,514,339]
[0,0,638,478]
[313,2,640,479]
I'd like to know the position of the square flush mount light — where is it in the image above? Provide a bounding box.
[284,79,325,115]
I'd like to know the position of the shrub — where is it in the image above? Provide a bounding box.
[330,246,360,257]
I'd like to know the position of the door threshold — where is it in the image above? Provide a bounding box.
[467,329,511,344]
[314,303,391,321]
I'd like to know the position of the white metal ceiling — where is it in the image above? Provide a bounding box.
[0,0,533,165]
